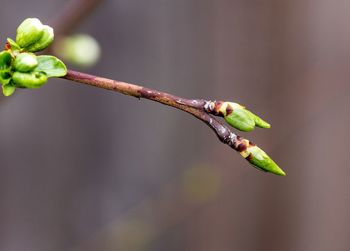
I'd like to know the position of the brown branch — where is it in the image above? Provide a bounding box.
[61,70,286,176]
[62,70,240,149]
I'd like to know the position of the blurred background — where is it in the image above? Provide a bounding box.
[1,0,350,250]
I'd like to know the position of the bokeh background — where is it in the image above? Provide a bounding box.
[1,0,350,250]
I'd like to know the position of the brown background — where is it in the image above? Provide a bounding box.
[1,0,350,250]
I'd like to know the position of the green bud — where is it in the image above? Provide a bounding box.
[56,34,101,67]
[13,53,38,72]
[0,51,13,70]
[224,108,255,132]
[2,83,16,96]
[217,102,270,132]
[16,18,44,48]
[12,71,48,88]
[238,142,285,176]
[26,25,54,52]
[245,110,270,129]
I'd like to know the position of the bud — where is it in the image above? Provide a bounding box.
[55,34,101,67]
[16,18,44,48]
[207,101,270,132]
[13,53,38,72]
[0,51,13,70]
[12,71,47,88]
[245,110,270,129]
[26,25,54,52]
[220,102,257,132]
[235,138,285,176]
[224,106,255,132]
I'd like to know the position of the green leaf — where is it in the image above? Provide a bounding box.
[0,51,13,70]
[35,55,67,77]
[7,38,21,51]
[2,83,16,96]
[0,71,12,85]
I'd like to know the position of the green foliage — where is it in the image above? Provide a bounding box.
[7,38,21,51]
[35,56,67,77]
[2,83,16,97]
[0,51,12,70]
[0,18,67,96]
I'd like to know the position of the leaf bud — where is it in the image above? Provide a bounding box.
[26,25,54,52]
[12,71,47,88]
[13,53,38,72]
[235,138,285,176]
[16,18,44,48]
[206,101,271,132]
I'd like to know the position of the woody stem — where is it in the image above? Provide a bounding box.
[61,69,241,150]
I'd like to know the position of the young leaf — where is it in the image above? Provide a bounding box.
[35,55,67,77]
[0,71,12,85]
[0,51,13,70]
[2,83,16,96]
[7,38,21,51]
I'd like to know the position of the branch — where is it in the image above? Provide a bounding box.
[63,70,231,139]
[2,19,285,176]
[62,70,285,176]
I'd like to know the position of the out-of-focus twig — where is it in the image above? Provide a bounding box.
[49,0,104,36]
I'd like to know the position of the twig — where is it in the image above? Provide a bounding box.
[62,70,241,151]
[49,0,104,36]
[62,70,286,176]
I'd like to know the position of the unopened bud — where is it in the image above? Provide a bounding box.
[13,53,38,72]
[206,101,270,132]
[55,34,101,68]
[245,110,270,129]
[235,138,285,176]
[26,25,54,52]
[224,106,256,132]
[12,71,47,88]
[16,18,44,48]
